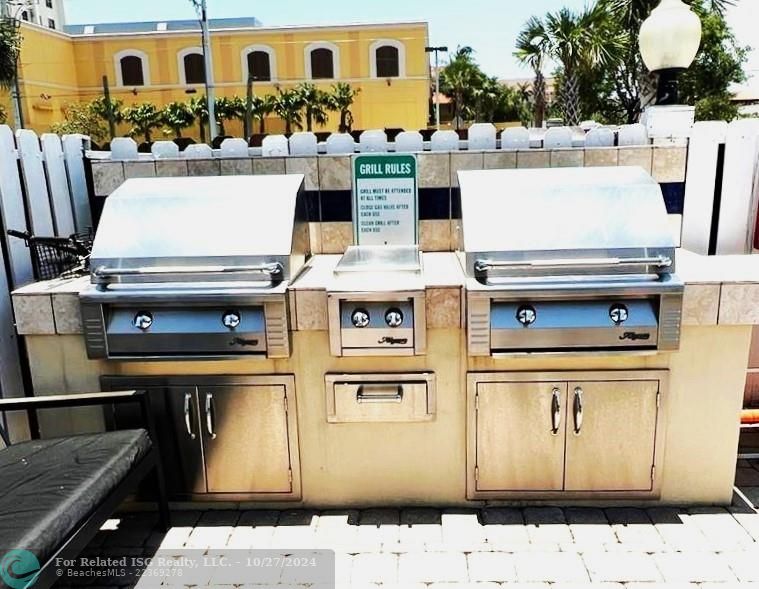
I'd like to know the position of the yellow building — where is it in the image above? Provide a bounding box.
[13,18,431,138]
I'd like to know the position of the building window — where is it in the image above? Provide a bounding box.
[247,51,271,81]
[375,46,399,77]
[370,39,406,78]
[183,53,205,84]
[47,18,55,29]
[120,55,145,86]
[310,48,334,79]
[20,10,28,20]
[46,0,53,8]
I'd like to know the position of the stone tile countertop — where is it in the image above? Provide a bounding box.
[10,250,759,335]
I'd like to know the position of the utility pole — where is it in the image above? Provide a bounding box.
[102,75,116,140]
[197,0,218,141]
[1,0,24,129]
[244,75,254,140]
[425,46,448,130]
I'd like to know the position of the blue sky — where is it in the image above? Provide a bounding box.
[62,0,757,82]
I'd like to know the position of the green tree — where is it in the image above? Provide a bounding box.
[89,96,124,139]
[272,88,305,134]
[121,102,162,142]
[328,82,360,133]
[515,16,548,127]
[213,96,245,136]
[51,102,107,142]
[295,83,331,131]
[0,17,21,89]
[188,95,209,143]
[439,46,481,128]
[162,101,195,138]
[251,94,275,134]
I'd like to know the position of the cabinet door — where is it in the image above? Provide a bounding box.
[200,384,293,494]
[475,381,567,491]
[165,387,207,494]
[564,380,659,491]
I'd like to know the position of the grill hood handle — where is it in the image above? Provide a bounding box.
[474,255,672,274]
[92,262,284,284]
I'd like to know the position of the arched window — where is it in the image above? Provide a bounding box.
[370,39,406,78]
[376,46,399,78]
[114,50,150,87]
[247,51,271,81]
[20,10,29,21]
[184,53,205,84]
[305,42,340,80]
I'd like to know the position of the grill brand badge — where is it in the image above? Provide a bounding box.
[0,550,41,589]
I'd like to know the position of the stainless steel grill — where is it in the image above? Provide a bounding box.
[80,175,309,360]
[458,167,683,355]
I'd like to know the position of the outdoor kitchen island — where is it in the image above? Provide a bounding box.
[9,169,756,508]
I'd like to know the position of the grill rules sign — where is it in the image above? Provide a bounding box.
[352,154,418,246]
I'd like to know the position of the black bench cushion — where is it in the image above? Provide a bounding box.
[0,430,151,562]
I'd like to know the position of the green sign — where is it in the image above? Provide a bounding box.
[352,154,418,246]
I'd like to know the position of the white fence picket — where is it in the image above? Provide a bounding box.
[0,240,26,436]
[16,129,55,236]
[717,119,759,254]
[681,121,728,255]
[41,133,76,237]
[0,126,33,287]
[62,134,93,232]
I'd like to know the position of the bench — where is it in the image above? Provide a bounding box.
[0,391,169,589]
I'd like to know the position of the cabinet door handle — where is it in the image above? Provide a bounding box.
[551,387,561,435]
[356,384,404,403]
[573,387,584,435]
[205,392,217,440]
[184,392,196,440]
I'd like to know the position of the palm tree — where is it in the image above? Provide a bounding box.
[187,96,209,143]
[272,88,305,134]
[328,82,360,133]
[439,47,481,129]
[121,102,162,143]
[515,16,548,127]
[540,5,627,125]
[295,83,331,132]
[251,95,275,134]
[214,96,245,136]
[90,96,124,139]
[161,101,195,138]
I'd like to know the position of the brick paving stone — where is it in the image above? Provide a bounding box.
[313,511,360,551]
[583,551,662,582]
[480,507,530,549]
[185,525,234,549]
[743,487,759,509]
[396,509,443,550]
[169,509,203,527]
[441,509,487,551]
[737,468,759,486]
[604,507,666,552]
[625,583,695,589]
[225,525,275,548]
[564,507,616,548]
[720,547,759,582]
[729,510,759,542]
[687,507,754,551]
[157,526,192,549]
[514,551,590,583]
[197,510,240,526]
[552,583,625,589]
[237,509,280,526]
[646,507,711,552]
[353,508,402,552]
[653,552,737,583]
[467,551,517,582]
[482,507,525,525]
[397,551,468,583]
[350,552,398,584]
[428,584,501,589]
[523,507,573,545]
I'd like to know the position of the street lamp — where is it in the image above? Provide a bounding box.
[425,46,448,130]
[639,0,702,105]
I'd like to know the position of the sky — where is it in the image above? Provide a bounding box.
[62,0,758,85]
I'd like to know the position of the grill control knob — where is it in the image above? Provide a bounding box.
[351,308,370,328]
[222,311,241,330]
[385,308,404,328]
[516,305,537,327]
[609,303,629,325]
[133,312,153,331]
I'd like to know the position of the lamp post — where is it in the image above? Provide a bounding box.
[425,46,448,130]
[639,0,702,105]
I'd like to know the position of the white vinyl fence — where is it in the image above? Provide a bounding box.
[0,125,92,423]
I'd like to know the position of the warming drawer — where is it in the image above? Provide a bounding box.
[325,373,436,423]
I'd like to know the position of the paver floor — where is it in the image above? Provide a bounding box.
[54,458,759,588]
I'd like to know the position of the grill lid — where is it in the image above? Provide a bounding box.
[457,167,676,280]
[90,175,309,286]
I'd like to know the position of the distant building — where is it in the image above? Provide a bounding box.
[500,77,557,106]
[17,0,65,30]
[732,81,759,117]
[11,17,431,137]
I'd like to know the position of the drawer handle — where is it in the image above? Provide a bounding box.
[551,387,561,435]
[356,384,404,403]
[573,387,584,435]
